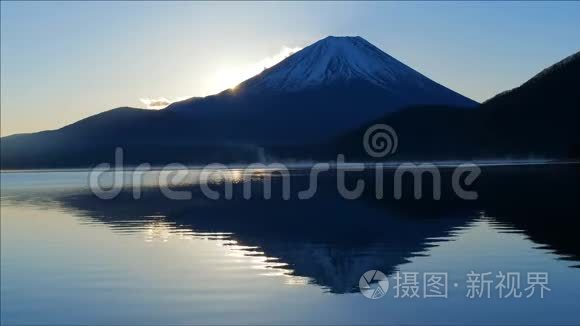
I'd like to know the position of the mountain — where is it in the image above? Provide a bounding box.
[479,51,580,158]
[1,36,477,169]
[166,36,476,144]
[336,50,580,160]
[221,36,473,95]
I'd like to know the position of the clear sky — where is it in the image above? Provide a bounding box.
[1,1,579,137]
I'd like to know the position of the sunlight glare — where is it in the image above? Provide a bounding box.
[209,46,302,94]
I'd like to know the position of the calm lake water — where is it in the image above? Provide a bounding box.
[1,164,580,325]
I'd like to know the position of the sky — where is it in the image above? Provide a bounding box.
[1,2,579,137]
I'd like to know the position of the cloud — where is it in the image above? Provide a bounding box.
[252,46,303,73]
[139,96,188,109]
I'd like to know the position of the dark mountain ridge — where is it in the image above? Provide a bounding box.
[336,50,580,161]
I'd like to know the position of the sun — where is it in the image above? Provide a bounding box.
[208,46,302,95]
[212,68,248,93]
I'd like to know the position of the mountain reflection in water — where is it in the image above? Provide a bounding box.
[4,164,576,294]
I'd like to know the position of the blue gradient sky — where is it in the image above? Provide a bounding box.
[1,1,579,136]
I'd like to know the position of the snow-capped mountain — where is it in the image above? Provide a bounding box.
[240,36,434,93]
[168,36,478,113]
[167,36,477,144]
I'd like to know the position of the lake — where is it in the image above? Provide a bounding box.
[1,164,579,325]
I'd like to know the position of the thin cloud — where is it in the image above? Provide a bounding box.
[252,46,303,73]
[139,97,188,109]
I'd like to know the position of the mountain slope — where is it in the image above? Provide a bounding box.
[1,36,478,169]
[167,36,476,144]
[336,50,580,160]
[479,51,580,157]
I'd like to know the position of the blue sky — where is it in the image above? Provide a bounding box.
[1,1,579,136]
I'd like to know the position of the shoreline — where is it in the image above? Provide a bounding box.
[2,159,579,174]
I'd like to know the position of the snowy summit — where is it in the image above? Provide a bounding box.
[240,36,433,93]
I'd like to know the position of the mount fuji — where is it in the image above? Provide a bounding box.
[167,36,476,143]
[233,36,466,93]
[1,36,478,168]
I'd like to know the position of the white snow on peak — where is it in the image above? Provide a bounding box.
[240,36,429,92]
